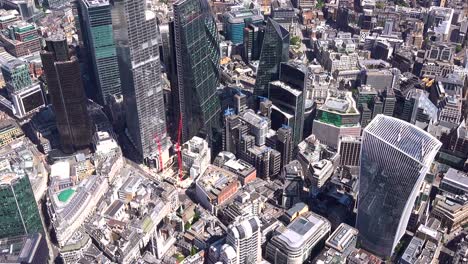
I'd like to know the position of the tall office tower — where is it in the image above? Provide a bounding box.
[112,0,169,163]
[223,113,242,155]
[76,0,121,106]
[312,91,361,149]
[356,115,441,258]
[370,96,383,118]
[381,88,396,117]
[159,24,172,72]
[1,59,45,119]
[0,170,43,239]
[172,0,222,147]
[356,85,377,127]
[281,160,304,209]
[400,89,438,126]
[223,8,263,45]
[276,126,293,167]
[338,136,361,167]
[222,216,262,264]
[243,23,265,62]
[355,85,377,108]
[40,36,92,153]
[234,92,247,114]
[359,103,372,128]
[269,62,307,145]
[254,18,289,97]
[1,60,32,92]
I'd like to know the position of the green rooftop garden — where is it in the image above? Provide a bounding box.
[58,188,75,203]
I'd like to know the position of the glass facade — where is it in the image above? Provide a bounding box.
[255,18,289,97]
[318,110,342,126]
[223,9,263,45]
[356,115,441,258]
[243,24,264,62]
[77,0,121,105]
[112,0,168,160]
[1,61,32,92]
[0,174,43,239]
[269,83,304,145]
[41,38,93,153]
[173,0,222,145]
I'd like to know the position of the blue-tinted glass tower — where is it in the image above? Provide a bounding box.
[77,0,121,106]
[223,9,263,45]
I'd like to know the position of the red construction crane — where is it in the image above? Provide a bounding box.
[154,133,164,171]
[176,113,183,181]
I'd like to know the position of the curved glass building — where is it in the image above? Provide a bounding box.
[254,18,289,97]
[356,115,441,258]
[173,0,222,145]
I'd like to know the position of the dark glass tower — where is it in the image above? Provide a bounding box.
[243,23,265,63]
[76,0,121,106]
[0,173,43,239]
[254,18,289,97]
[112,0,169,162]
[269,62,307,145]
[40,36,92,153]
[172,0,222,146]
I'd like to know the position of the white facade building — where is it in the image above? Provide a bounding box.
[222,216,262,264]
[182,136,211,178]
[266,211,331,263]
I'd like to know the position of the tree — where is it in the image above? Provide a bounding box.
[190,246,198,256]
[192,211,201,223]
[290,36,301,46]
[456,45,462,53]
[315,0,324,9]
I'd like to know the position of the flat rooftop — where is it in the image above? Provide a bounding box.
[277,212,329,249]
[321,92,358,115]
[82,0,110,7]
[443,168,468,191]
[198,165,238,196]
[326,223,358,251]
[225,9,263,24]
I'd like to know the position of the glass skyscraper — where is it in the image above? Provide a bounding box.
[112,0,169,162]
[172,0,222,145]
[0,172,43,239]
[254,18,289,97]
[40,36,92,154]
[76,0,121,106]
[269,62,307,146]
[356,115,441,258]
[222,9,263,45]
